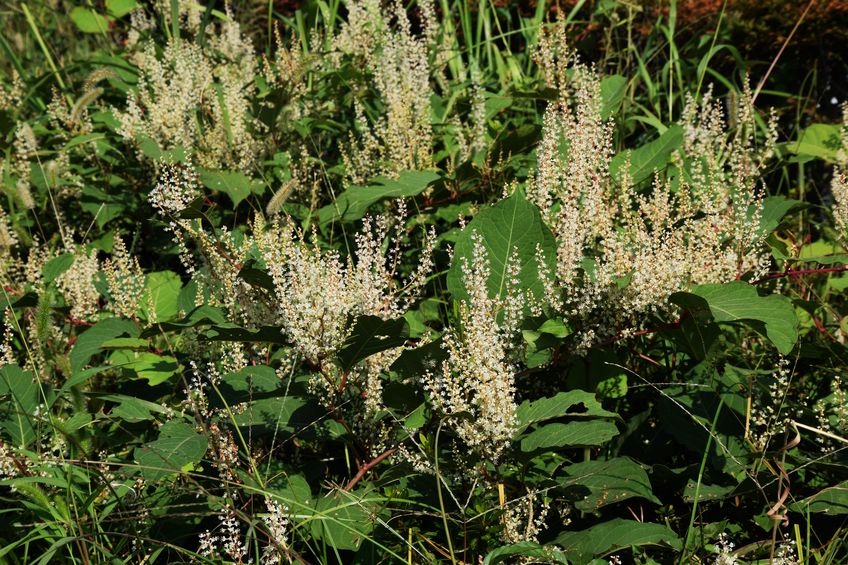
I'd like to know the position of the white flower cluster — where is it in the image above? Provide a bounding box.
[335,0,435,182]
[102,236,146,319]
[0,207,19,281]
[748,357,792,452]
[260,497,291,564]
[713,532,738,565]
[258,213,433,364]
[57,247,100,321]
[149,160,200,216]
[197,503,248,563]
[10,123,37,210]
[422,234,523,460]
[114,4,262,172]
[831,104,848,241]
[0,70,23,111]
[529,27,776,344]
[502,488,550,544]
[815,375,848,452]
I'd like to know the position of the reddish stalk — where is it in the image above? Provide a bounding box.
[344,447,397,492]
[755,265,848,284]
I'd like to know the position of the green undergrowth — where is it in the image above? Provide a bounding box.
[0,0,846,563]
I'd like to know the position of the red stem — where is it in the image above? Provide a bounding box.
[344,447,397,492]
[755,265,848,283]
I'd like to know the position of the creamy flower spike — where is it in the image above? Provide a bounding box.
[115,3,261,172]
[422,233,523,461]
[529,23,777,345]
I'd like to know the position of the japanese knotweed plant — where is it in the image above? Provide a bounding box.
[422,233,525,461]
[114,1,263,172]
[830,103,848,241]
[529,24,778,347]
[331,0,486,183]
[152,159,435,418]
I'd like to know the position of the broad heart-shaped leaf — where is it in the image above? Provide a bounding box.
[212,365,282,407]
[789,481,848,515]
[93,393,168,423]
[70,7,111,33]
[134,420,207,481]
[106,0,138,18]
[559,457,660,512]
[520,420,619,452]
[599,74,627,120]
[310,489,383,551]
[670,282,799,355]
[139,271,182,323]
[318,170,439,225]
[198,169,262,207]
[232,396,324,435]
[143,305,228,336]
[610,124,683,186]
[70,318,139,374]
[447,189,556,305]
[336,316,409,372]
[42,253,74,284]
[483,542,569,565]
[237,261,275,292]
[0,365,39,447]
[754,195,801,239]
[129,353,179,386]
[553,519,682,564]
[516,390,618,434]
[789,123,843,162]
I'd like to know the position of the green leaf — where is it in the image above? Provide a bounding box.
[237,261,275,292]
[560,457,660,511]
[144,305,228,336]
[105,0,137,18]
[232,396,323,434]
[447,189,556,305]
[140,271,182,322]
[671,282,799,354]
[134,420,207,481]
[70,318,139,373]
[754,196,801,239]
[203,325,287,344]
[789,123,843,162]
[483,542,569,565]
[611,124,683,186]
[267,474,313,512]
[81,185,133,228]
[137,135,162,160]
[214,365,281,406]
[0,365,39,447]
[42,253,74,284]
[336,316,409,372]
[669,315,720,361]
[789,481,848,515]
[516,390,618,433]
[198,169,261,207]
[97,394,167,423]
[520,420,619,452]
[318,170,439,225]
[553,519,682,564]
[391,338,448,380]
[100,337,150,350]
[311,490,382,551]
[600,75,627,120]
[538,318,570,338]
[130,353,179,385]
[70,7,111,33]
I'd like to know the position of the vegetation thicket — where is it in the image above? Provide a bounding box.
[0,0,846,563]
